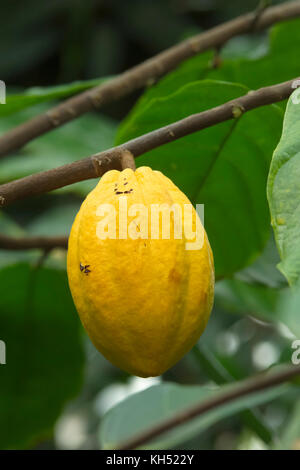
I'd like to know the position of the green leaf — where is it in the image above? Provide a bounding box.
[0,211,24,237]
[1,78,109,117]
[215,279,280,323]
[99,380,291,450]
[236,233,286,289]
[275,401,300,450]
[221,34,269,60]
[0,263,84,448]
[116,80,283,278]
[215,278,300,339]
[0,104,117,197]
[126,50,214,118]
[27,200,80,236]
[267,88,300,285]
[209,19,300,91]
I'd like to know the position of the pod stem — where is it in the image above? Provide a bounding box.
[120,150,136,171]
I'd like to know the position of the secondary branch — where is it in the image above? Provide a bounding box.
[0,234,68,250]
[117,364,300,449]
[0,78,298,207]
[0,1,300,157]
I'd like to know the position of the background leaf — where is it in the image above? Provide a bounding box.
[0,212,41,268]
[275,401,300,450]
[0,263,84,448]
[1,78,108,117]
[215,279,300,339]
[99,380,291,450]
[235,234,286,289]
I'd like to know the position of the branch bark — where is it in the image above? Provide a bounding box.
[117,364,300,450]
[0,234,68,250]
[0,78,298,207]
[0,1,300,157]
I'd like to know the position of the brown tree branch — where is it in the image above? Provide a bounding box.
[0,234,68,250]
[117,364,300,450]
[0,78,298,207]
[0,1,300,157]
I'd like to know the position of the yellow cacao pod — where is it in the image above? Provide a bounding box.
[67,166,214,377]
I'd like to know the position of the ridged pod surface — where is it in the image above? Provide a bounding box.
[67,166,214,377]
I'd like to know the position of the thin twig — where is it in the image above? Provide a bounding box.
[0,1,300,157]
[0,234,68,250]
[117,364,300,450]
[0,78,298,207]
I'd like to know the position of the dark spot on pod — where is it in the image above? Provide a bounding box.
[80,263,91,275]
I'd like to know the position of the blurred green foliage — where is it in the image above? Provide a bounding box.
[0,264,84,449]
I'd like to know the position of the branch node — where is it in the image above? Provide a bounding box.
[88,90,103,108]
[211,47,223,69]
[0,196,5,206]
[231,104,245,119]
[46,110,61,127]
[146,77,156,87]
[91,154,111,176]
[251,0,272,31]
[66,106,77,117]
[189,38,201,53]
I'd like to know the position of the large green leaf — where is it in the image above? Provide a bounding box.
[0,263,84,448]
[116,80,282,278]
[267,88,300,285]
[99,380,291,450]
[0,104,117,197]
